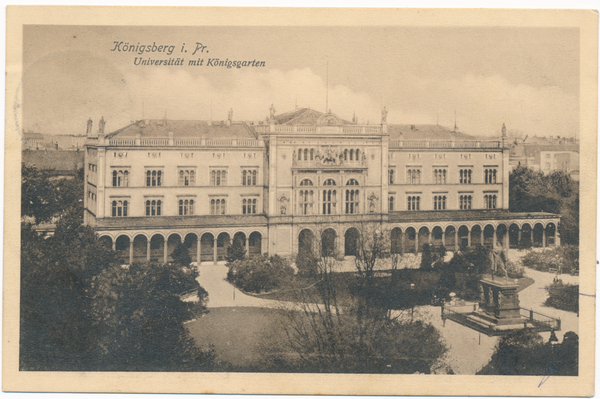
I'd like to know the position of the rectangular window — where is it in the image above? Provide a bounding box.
[407,169,421,184]
[459,195,472,210]
[298,189,314,215]
[459,169,472,184]
[407,195,420,211]
[111,200,128,217]
[112,169,129,187]
[145,199,162,216]
[345,189,359,214]
[484,168,497,184]
[242,169,258,186]
[210,198,227,215]
[433,195,447,210]
[178,199,195,215]
[210,169,227,186]
[484,194,497,209]
[322,189,337,215]
[146,170,162,187]
[178,169,196,186]
[433,169,447,184]
[242,198,258,214]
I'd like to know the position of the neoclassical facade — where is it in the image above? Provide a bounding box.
[83,108,560,264]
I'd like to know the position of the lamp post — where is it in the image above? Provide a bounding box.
[410,283,415,322]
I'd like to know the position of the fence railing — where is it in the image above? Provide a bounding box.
[390,140,501,149]
[108,137,263,148]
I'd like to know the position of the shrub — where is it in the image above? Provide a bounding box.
[171,243,192,266]
[227,255,294,294]
[494,260,525,279]
[521,245,578,274]
[225,239,246,264]
[420,244,446,270]
[295,248,319,277]
[545,280,579,313]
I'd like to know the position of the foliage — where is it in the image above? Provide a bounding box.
[90,262,215,371]
[227,254,295,293]
[20,219,214,371]
[420,244,447,270]
[479,329,578,376]
[285,224,448,373]
[521,245,578,274]
[496,260,525,279]
[295,246,319,277]
[226,238,246,263]
[509,166,579,245]
[544,280,579,313]
[21,163,84,224]
[171,242,192,266]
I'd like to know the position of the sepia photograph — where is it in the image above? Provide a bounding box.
[4,6,597,396]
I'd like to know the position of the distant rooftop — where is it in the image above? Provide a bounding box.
[106,119,258,140]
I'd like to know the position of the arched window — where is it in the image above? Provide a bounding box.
[389,196,394,211]
[389,169,394,184]
[179,170,185,185]
[252,170,257,185]
[300,179,313,186]
[112,200,117,217]
[304,149,308,161]
[356,149,360,160]
[344,149,348,160]
[323,178,336,186]
[298,148,302,160]
[407,196,420,211]
[113,171,118,187]
[310,149,314,160]
[350,149,354,161]
[346,179,359,186]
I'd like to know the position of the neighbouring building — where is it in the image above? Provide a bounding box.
[84,109,561,265]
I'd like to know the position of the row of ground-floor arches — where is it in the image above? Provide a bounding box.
[298,222,558,257]
[99,231,263,265]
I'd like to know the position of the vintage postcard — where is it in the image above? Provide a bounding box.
[4,6,597,396]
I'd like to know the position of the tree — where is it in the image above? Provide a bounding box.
[479,330,578,376]
[420,244,447,270]
[90,262,215,371]
[285,224,448,373]
[509,166,579,245]
[226,238,246,263]
[21,163,58,223]
[171,242,192,266]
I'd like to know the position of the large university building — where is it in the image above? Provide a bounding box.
[83,108,561,265]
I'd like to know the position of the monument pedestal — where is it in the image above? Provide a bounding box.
[468,277,525,330]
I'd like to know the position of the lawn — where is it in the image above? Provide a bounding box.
[186,306,300,371]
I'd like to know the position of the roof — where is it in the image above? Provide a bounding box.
[388,210,560,224]
[106,119,258,140]
[96,214,268,230]
[388,124,478,141]
[274,108,353,125]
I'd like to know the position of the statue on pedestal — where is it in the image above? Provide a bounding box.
[381,106,388,123]
[490,242,509,280]
[269,104,276,120]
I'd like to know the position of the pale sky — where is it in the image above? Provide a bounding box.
[22,25,580,137]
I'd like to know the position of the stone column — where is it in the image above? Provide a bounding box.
[467,229,471,247]
[245,236,250,257]
[517,228,522,247]
[480,229,484,246]
[163,239,168,264]
[147,239,151,261]
[213,237,218,265]
[415,233,419,253]
[454,229,458,252]
[196,235,201,264]
[493,228,497,247]
[443,230,446,248]
[542,228,546,248]
[129,240,134,264]
[530,229,534,248]
[112,239,116,252]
